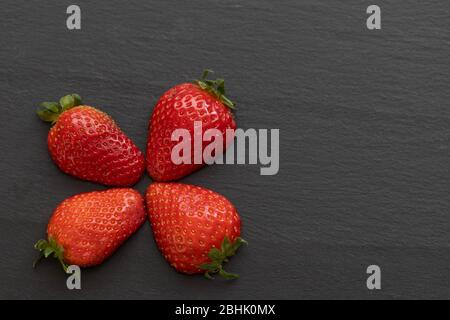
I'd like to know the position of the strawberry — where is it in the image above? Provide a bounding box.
[34,189,146,270]
[37,94,145,186]
[146,70,236,181]
[145,182,246,279]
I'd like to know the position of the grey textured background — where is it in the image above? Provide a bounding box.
[0,0,449,299]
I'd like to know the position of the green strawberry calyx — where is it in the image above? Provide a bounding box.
[36,93,83,125]
[199,236,247,280]
[33,237,68,272]
[195,70,235,110]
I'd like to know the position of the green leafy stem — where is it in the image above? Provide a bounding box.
[195,70,235,110]
[36,93,83,124]
[199,237,247,280]
[33,237,68,272]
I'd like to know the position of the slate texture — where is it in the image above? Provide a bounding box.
[0,0,449,299]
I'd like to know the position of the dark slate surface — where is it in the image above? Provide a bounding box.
[1,0,449,299]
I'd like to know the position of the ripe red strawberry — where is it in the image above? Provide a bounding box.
[146,182,246,279]
[37,94,145,186]
[34,189,146,270]
[146,70,236,181]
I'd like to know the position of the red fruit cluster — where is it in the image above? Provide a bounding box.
[35,71,246,280]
